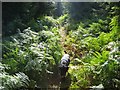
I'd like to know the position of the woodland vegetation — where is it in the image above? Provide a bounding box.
[1,2,120,90]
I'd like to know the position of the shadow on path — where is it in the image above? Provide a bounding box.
[60,73,71,90]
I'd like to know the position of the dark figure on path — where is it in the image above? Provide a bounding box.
[59,52,70,78]
[58,52,71,90]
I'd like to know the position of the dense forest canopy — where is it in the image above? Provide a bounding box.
[1,2,120,90]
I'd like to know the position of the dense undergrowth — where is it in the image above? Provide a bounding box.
[1,2,120,90]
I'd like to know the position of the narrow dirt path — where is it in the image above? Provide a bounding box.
[48,27,68,88]
[59,26,76,60]
[49,26,81,89]
[58,26,83,70]
[59,26,67,51]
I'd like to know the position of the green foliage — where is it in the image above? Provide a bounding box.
[2,2,120,89]
[0,63,29,90]
[88,19,109,35]
[109,16,120,39]
[57,14,69,26]
[64,3,120,89]
[2,16,63,88]
[69,42,120,88]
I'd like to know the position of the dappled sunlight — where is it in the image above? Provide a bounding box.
[1,2,120,90]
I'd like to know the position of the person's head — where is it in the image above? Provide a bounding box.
[64,51,67,54]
